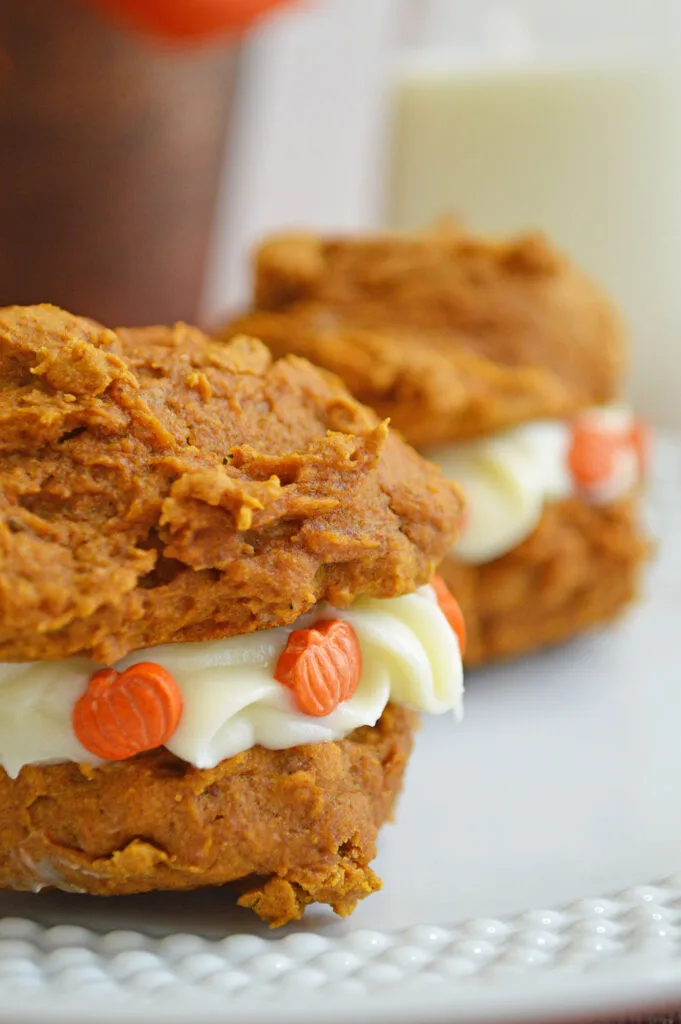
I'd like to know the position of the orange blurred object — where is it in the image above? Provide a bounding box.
[431,575,467,657]
[85,0,297,40]
[628,418,650,478]
[567,421,618,490]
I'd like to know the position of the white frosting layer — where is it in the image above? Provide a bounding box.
[424,406,639,565]
[0,587,463,778]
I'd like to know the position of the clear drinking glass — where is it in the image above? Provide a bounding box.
[386,0,681,425]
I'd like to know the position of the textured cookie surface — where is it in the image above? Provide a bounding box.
[223,228,625,446]
[0,305,462,663]
[0,703,415,927]
[440,496,648,667]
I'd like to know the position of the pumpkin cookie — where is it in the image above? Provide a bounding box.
[222,226,648,665]
[0,305,465,924]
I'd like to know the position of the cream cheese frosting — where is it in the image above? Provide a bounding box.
[423,406,641,565]
[0,586,463,778]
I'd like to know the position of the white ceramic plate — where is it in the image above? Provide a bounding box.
[1,437,680,1024]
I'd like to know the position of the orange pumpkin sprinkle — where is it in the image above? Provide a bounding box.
[431,575,467,657]
[274,619,362,717]
[73,662,183,761]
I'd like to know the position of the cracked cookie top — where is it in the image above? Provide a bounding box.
[0,305,462,663]
[223,226,626,447]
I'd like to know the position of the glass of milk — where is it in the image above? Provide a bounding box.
[386,0,681,426]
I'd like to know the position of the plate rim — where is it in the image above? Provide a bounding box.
[2,871,681,1024]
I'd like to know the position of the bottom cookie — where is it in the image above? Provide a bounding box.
[0,704,416,927]
[440,496,648,667]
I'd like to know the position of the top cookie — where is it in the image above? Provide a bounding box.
[223,227,626,447]
[0,305,462,663]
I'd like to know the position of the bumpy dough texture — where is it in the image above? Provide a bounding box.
[0,305,462,663]
[223,227,625,446]
[440,496,648,667]
[0,704,414,927]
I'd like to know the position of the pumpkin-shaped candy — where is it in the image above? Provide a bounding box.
[274,619,362,717]
[73,662,183,761]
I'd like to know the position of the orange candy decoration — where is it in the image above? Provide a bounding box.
[567,422,619,489]
[568,415,649,491]
[628,418,649,478]
[73,662,183,761]
[274,619,362,717]
[431,575,467,657]
[86,0,296,41]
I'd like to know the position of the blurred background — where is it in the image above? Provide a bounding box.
[1,0,680,421]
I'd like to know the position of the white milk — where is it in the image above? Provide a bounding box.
[386,57,681,426]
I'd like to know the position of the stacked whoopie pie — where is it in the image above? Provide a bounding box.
[224,225,649,666]
[0,304,466,925]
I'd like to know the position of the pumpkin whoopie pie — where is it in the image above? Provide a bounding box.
[0,304,465,926]
[223,225,649,667]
